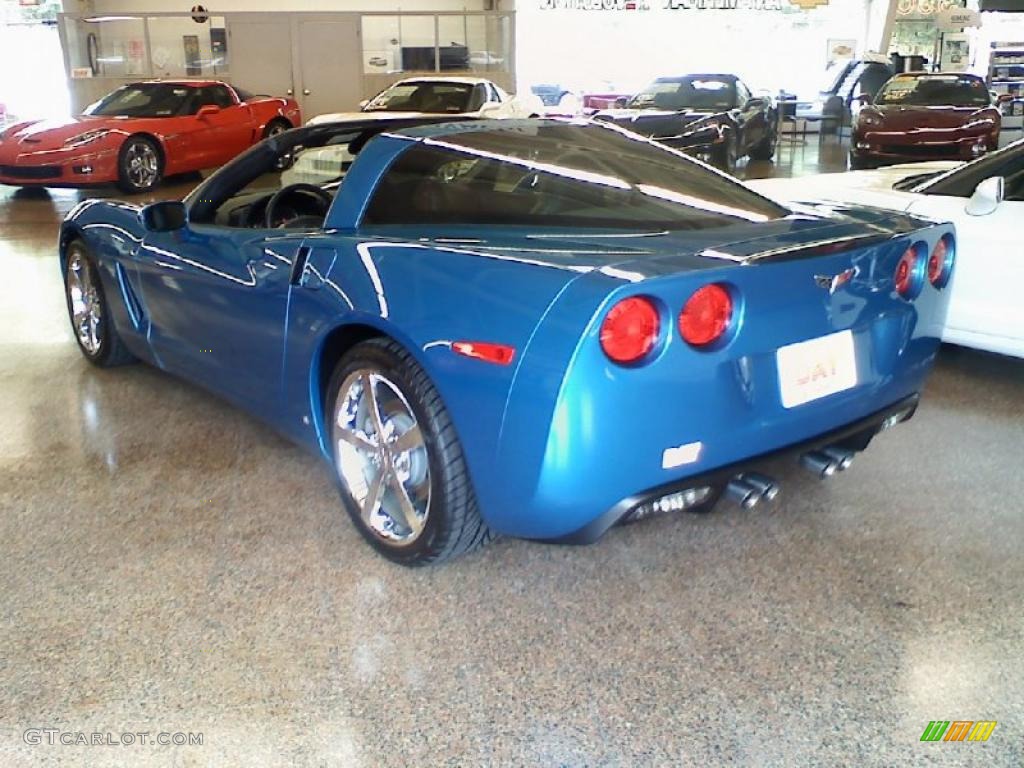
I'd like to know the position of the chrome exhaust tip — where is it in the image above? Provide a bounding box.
[800,451,839,479]
[725,478,761,509]
[821,446,855,471]
[738,472,780,502]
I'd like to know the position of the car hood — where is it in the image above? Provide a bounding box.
[308,110,474,126]
[1,115,128,150]
[593,108,721,137]
[865,105,995,130]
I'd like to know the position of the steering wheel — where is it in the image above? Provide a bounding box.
[264,183,333,228]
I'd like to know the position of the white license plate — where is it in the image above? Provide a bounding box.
[777,330,858,408]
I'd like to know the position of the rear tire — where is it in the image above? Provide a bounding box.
[326,338,492,566]
[63,240,136,367]
[116,135,163,193]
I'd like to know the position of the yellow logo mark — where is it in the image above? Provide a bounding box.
[967,721,997,742]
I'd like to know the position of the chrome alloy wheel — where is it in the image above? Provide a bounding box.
[332,370,430,544]
[66,249,102,355]
[125,141,158,188]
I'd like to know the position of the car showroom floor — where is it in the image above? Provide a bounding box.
[1,139,1022,767]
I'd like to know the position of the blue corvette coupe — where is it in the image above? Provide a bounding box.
[60,116,954,565]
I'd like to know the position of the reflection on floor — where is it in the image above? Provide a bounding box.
[1,137,1023,767]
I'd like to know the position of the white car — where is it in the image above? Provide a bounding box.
[284,77,542,185]
[748,141,1024,358]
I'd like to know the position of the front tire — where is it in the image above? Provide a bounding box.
[714,133,739,175]
[116,135,163,193]
[748,130,777,161]
[64,240,136,367]
[262,118,291,139]
[848,152,869,170]
[327,338,492,566]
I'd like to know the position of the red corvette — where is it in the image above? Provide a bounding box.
[850,72,1000,170]
[0,80,300,192]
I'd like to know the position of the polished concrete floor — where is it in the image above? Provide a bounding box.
[1,140,1023,767]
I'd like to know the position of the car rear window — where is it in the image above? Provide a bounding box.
[362,122,787,231]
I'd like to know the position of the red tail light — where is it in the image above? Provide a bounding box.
[600,296,660,364]
[927,235,954,288]
[679,283,733,347]
[894,246,921,299]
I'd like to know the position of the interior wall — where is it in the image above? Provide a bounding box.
[514,0,874,98]
[86,0,493,11]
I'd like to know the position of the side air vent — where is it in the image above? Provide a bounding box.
[115,262,146,330]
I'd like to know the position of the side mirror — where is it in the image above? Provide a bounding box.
[965,176,1004,217]
[477,101,503,117]
[140,201,188,232]
[743,97,764,110]
[614,96,630,108]
[997,93,1014,104]
[196,104,220,119]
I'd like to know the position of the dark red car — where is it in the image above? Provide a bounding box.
[0,80,301,192]
[850,72,1000,169]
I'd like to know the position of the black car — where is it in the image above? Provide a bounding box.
[593,74,777,174]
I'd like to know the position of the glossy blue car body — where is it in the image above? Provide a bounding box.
[60,118,953,542]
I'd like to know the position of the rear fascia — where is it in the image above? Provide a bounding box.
[486,222,953,539]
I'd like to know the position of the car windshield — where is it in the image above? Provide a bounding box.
[628,78,736,111]
[363,82,476,114]
[84,83,195,117]
[875,75,991,107]
[362,122,788,231]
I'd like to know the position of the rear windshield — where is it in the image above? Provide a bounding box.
[875,75,991,107]
[362,122,787,231]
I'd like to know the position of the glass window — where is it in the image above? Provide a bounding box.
[398,16,438,72]
[69,17,149,78]
[437,15,470,72]
[362,16,402,74]
[362,14,506,75]
[196,85,235,110]
[84,82,196,117]
[363,81,476,114]
[629,77,738,111]
[736,81,752,105]
[362,123,786,231]
[146,16,222,78]
[464,14,510,73]
[876,75,992,108]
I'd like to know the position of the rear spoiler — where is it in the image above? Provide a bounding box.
[699,233,896,265]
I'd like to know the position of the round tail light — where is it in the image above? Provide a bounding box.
[927,235,954,288]
[894,246,922,299]
[679,283,733,347]
[600,296,660,364]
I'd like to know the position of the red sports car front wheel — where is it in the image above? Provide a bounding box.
[117,135,163,194]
